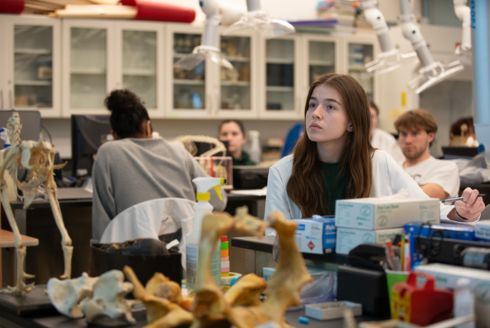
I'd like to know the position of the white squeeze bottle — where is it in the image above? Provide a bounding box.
[185,177,223,291]
[454,278,475,328]
[248,130,261,164]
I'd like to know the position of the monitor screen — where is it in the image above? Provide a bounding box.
[232,166,269,190]
[71,115,111,177]
[441,146,479,159]
[0,110,41,147]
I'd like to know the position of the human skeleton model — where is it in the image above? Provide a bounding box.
[124,207,313,327]
[0,113,73,294]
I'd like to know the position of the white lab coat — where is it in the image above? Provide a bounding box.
[100,197,195,268]
[265,150,453,222]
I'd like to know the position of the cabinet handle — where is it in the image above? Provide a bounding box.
[0,88,3,109]
[9,89,13,109]
[207,92,212,113]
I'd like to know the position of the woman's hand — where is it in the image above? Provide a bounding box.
[453,187,485,221]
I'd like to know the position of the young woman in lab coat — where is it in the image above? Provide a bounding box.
[265,73,485,222]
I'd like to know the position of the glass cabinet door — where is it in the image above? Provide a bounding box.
[265,39,296,113]
[69,27,107,109]
[348,43,374,100]
[219,35,252,113]
[172,33,205,111]
[14,25,54,109]
[122,30,157,109]
[307,40,336,85]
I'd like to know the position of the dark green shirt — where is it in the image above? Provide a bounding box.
[320,162,348,215]
[233,151,256,166]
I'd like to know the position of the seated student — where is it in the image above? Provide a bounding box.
[218,119,256,166]
[369,101,404,163]
[92,89,226,242]
[449,116,479,148]
[265,73,484,223]
[395,109,459,199]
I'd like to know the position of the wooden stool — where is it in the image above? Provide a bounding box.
[0,229,39,287]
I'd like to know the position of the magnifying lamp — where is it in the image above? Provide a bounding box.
[224,0,295,38]
[174,0,234,71]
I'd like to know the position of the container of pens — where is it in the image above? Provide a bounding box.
[385,270,409,317]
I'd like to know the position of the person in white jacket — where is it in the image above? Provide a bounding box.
[369,101,404,163]
[265,73,484,224]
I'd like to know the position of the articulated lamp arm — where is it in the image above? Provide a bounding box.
[174,0,234,71]
[361,0,415,74]
[399,0,464,94]
[454,0,471,54]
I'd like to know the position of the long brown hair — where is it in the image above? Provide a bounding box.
[286,73,374,216]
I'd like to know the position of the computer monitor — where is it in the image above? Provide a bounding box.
[232,166,269,190]
[441,146,479,159]
[71,115,111,177]
[0,110,41,147]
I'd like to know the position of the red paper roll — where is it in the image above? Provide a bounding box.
[120,0,137,6]
[120,0,195,23]
[135,1,195,22]
[0,0,24,14]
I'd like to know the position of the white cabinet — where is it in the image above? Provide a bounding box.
[257,33,375,120]
[258,34,303,119]
[0,15,61,117]
[62,19,163,117]
[298,34,340,117]
[216,31,259,119]
[2,16,378,120]
[164,24,209,118]
[164,24,258,119]
[340,34,377,101]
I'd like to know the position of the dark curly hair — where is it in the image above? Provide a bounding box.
[105,89,150,139]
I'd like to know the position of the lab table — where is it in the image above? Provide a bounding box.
[1,188,266,286]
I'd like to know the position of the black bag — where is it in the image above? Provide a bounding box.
[90,238,182,285]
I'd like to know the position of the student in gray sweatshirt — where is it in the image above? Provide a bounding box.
[91,89,226,242]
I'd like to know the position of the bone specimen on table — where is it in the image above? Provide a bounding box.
[124,266,194,328]
[81,270,135,325]
[47,272,97,318]
[174,135,227,157]
[224,273,266,307]
[0,113,73,294]
[48,270,135,326]
[124,207,312,328]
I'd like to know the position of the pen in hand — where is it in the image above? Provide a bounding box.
[441,193,486,204]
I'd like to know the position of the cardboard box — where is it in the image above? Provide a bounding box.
[335,197,440,230]
[336,227,403,255]
[293,217,336,254]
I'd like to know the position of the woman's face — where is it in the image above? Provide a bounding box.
[305,84,350,145]
[219,122,246,155]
